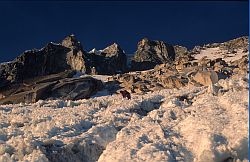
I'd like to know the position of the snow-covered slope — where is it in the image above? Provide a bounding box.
[194,47,248,63]
[0,74,248,162]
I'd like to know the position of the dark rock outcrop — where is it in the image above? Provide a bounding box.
[0,71,103,104]
[86,43,127,75]
[0,35,129,89]
[61,35,87,73]
[131,38,175,71]
[0,35,87,86]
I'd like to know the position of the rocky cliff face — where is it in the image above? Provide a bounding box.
[0,36,129,87]
[0,35,87,86]
[0,36,129,102]
[61,35,87,73]
[131,38,176,71]
[86,43,127,75]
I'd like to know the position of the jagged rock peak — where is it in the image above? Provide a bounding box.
[88,43,125,56]
[111,42,119,47]
[62,34,82,49]
[135,37,175,61]
[140,37,149,45]
[131,38,175,71]
[138,37,168,46]
[102,43,125,56]
[85,43,127,75]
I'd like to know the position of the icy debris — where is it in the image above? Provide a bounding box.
[0,75,248,162]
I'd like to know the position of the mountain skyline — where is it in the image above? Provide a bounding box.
[0,1,248,62]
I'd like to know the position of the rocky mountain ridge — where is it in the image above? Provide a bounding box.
[1,35,248,80]
[0,35,248,104]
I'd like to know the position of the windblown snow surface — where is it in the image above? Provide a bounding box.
[194,47,248,63]
[0,75,249,162]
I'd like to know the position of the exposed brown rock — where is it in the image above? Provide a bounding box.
[192,70,219,86]
[160,76,185,89]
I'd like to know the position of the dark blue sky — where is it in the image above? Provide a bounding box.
[0,1,248,62]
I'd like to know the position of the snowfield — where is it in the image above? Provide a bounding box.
[0,74,248,162]
[194,47,248,63]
